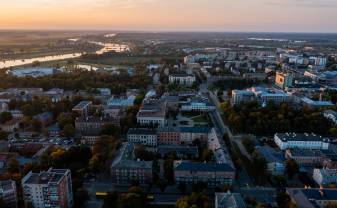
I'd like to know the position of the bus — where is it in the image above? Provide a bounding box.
[96,192,108,199]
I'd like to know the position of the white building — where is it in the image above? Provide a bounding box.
[215,192,246,208]
[169,74,196,86]
[313,168,337,186]
[107,95,136,107]
[127,128,158,147]
[181,97,216,112]
[137,99,167,127]
[274,133,330,150]
[231,90,255,105]
[324,110,337,124]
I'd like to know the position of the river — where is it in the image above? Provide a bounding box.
[0,41,130,69]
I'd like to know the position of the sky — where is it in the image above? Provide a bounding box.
[1,0,337,32]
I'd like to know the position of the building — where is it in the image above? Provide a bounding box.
[127,128,158,147]
[72,101,92,117]
[274,133,330,150]
[323,110,337,124]
[287,188,337,208]
[249,87,292,106]
[33,112,53,127]
[111,143,153,184]
[0,180,18,208]
[285,149,325,167]
[313,169,337,186]
[157,127,181,145]
[301,97,334,109]
[137,99,167,127]
[275,71,294,89]
[75,116,120,135]
[107,94,136,107]
[174,161,235,187]
[256,146,286,175]
[22,168,73,208]
[179,127,210,144]
[169,74,196,86]
[215,192,246,208]
[0,119,20,133]
[181,97,216,112]
[231,90,255,105]
[157,145,199,159]
[9,67,59,78]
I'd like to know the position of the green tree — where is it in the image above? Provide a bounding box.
[7,157,20,174]
[201,149,214,162]
[31,119,42,132]
[63,124,75,138]
[286,159,299,179]
[100,124,121,137]
[0,131,8,140]
[21,104,34,117]
[0,112,13,124]
[325,201,337,208]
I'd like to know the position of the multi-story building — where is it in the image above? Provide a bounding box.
[0,180,18,208]
[274,133,330,150]
[157,127,181,145]
[22,168,73,208]
[249,87,292,106]
[137,99,167,127]
[323,110,337,124]
[256,146,286,175]
[169,74,196,86]
[275,71,294,89]
[75,116,120,135]
[107,94,136,107]
[179,127,210,144]
[287,188,337,208]
[174,161,235,187]
[181,97,216,112]
[215,192,246,208]
[0,119,20,133]
[313,169,337,186]
[72,101,92,117]
[127,128,158,147]
[285,149,325,167]
[111,143,153,184]
[231,90,255,105]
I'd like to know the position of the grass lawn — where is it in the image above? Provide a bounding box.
[192,115,208,123]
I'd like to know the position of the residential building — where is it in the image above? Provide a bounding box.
[313,168,337,186]
[72,101,92,117]
[174,161,235,187]
[157,145,199,159]
[301,97,334,109]
[287,188,337,208]
[215,192,246,208]
[323,110,337,124]
[248,87,292,106]
[157,127,180,145]
[179,127,210,144]
[137,99,167,127]
[256,146,286,175]
[275,71,294,89]
[274,133,330,150]
[169,74,196,86]
[22,168,73,208]
[0,180,18,208]
[127,128,158,147]
[111,143,153,184]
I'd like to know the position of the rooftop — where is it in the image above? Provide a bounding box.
[275,133,330,143]
[174,161,234,172]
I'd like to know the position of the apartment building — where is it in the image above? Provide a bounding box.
[22,168,73,208]
[137,99,167,127]
[127,128,158,147]
[111,143,153,184]
[174,161,235,187]
[72,101,92,117]
[0,180,18,208]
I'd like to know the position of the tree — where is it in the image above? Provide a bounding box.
[163,159,174,184]
[21,104,34,117]
[251,151,268,185]
[325,202,337,208]
[100,124,120,137]
[74,188,89,208]
[0,112,13,124]
[57,113,74,129]
[63,124,75,138]
[0,131,8,140]
[201,149,214,162]
[178,182,187,194]
[31,119,42,132]
[176,192,211,208]
[242,137,255,154]
[7,157,20,174]
[286,159,299,179]
[119,186,146,208]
